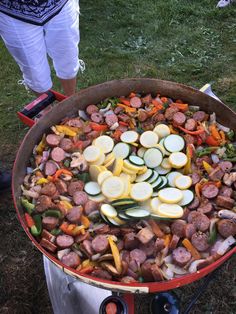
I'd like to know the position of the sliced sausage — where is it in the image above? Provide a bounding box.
[196,156,212,168]
[51,147,66,162]
[91,112,104,123]
[86,130,101,140]
[201,184,219,199]
[93,224,110,234]
[219,161,233,173]
[66,206,83,223]
[154,238,165,253]
[152,113,165,124]
[61,252,81,268]
[216,195,234,209]
[184,224,196,239]
[141,261,154,282]
[36,195,53,212]
[44,161,57,176]
[151,264,164,281]
[59,138,73,152]
[91,235,109,254]
[171,220,187,237]
[173,112,186,126]
[84,200,100,216]
[54,179,67,195]
[182,207,190,220]
[184,134,196,145]
[219,186,233,198]
[120,227,135,235]
[191,232,210,251]
[129,259,139,272]
[139,239,155,257]
[80,240,94,257]
[46,134,61,147]
[83,124,92,134]
[66,118,84,128]
[136,227,154,244]
[86,104,99,115]
[75,231,90,243]
[114,106,124,115]
[56,235,74,248]
[130,249,147,265]
[188,197,200,210]
[91,269,112,280]
[117,240,124,251]
[165,107,179,120]
[172,247,192,267]
[193,111,206,122]
[105,113,118,127]
[197,198,213,214]
[40,238,57,253]
[190,173,201,186]
[68,180,84,196]
[41,182,57,197]
[209,166,224,182]
[217,219,236,238]
[42,216,59,231]
[169,234,180,250]
[120,250,130,263]
[191,212,210,232]
[184,118,197,131]
[124,232,139,250]
[73,191,88,206]
[138,109,149,122]
[130,96,142,108]
[187,211,199,223]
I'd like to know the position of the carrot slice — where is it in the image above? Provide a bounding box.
[182,238,201,260]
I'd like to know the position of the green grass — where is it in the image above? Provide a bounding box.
[0,1,236,313]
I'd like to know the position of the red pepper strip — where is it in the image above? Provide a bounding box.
[118,97,131,106]
[79,265,94,274]
[152,99,163,110]
[119,121,129,126]
[53,169,73,181]
[177,125,205,135]
[25,213,35,228]
[205,135,220,147]
[196,135,203,146]
[113,129,122,141]
[73,140,84,150]
[89,122,108,132]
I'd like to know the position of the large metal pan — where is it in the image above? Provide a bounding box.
[12,78,236,293]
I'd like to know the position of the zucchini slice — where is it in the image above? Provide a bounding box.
[88,194,105,202]
[89,165,106,181]
[100,204,117,218]
[125,208,150,218]
[113,142,131,159]
[135,169,153,183]
[144,148,163,168]
[129,155,145,166]
[94,135,114,154]
[111,198,136,206]
[89,152,106,166]
[153,124,170,139]
[83,145,102,163]
[84,181,101,196]
[161,157,172,170]
[178,189,194,206]
[156,203,184,218]
[120,131,139,143]
[157,176,168,190]
[117,212,130,220]
[150,197,162,213]
[158,187,183,204]
[123,159,143,172]
[151,176,163,191]
[164,134,185,153]
[166,171,182,187]
[169,152,188,169]
[106,216,126,226]
[97,170,113,185]
[112,158,123,176]
[137,147,147,158]
[140,131,159,148]
[130,182,153,201]
[174,175,192,190]
[101,176,125,199]
[155,166,171,175]
[147,170,159,184]
[150,213,174,221]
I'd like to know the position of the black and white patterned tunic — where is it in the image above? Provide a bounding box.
[0,0,69,25]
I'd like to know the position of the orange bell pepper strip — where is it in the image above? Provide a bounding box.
[195,182,202,199]
[53,169,73,181]
[78,265,94,274]
[108,236,122,274]
[113,129,122,141]
[81,215,90,229]
[164,234,172,247]
[182,238,201,260]
[219,130,226,144]
[148,219,164,238]
[60,222,74,235]
[170,103,189,112]
[89,122,108,132]
[205,135,220,147]
[118,97,131,106]
[119,121,129,126]
[152,99,163,110]
[147,106,158,117]
[209,124,221,141]
[117,103,136,113]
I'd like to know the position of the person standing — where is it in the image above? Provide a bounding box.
[0,0,84,96]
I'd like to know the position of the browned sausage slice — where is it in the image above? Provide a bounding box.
[209,166,224,182]
[42,216,59,231]
[93,224,110,234]
[86,104,99,115]
[141,261,154,282]
[51,147,66,162]
[184,134,196,145]
[173,112,186,126]
[171,220,187,237]
[130,96,142,108]
[193,111,206,122]
[138,109,149,122]
[191,212,210,232]
[219,161,233,173]
[217,219,236,238]
[197,198,213,214]
[184,118,197,131]
[172,247,192,267]
[190,173,201,186]
[66,206,83,223]
[91,112,104,123]
[219,186,233,198]
[40,238,57,253]
[124,232,139,250]
[165,107,179,120]
[216,195,234,209]
[61,252,81,268]
[73,191,88,206]
[41,182,57,197]
[169,234,180,250]
[84,200,100,215]
[184,224,196,239]
[201,184,219,199]
[59,138,73,152]
[139,239,155,257]
[68,180,84,196]
[105,113,118,127]
[191,232,210,251]
[188,197,200,210]
[54,179,68,194]
[44,161,57,176]
[80,240,94,257]
[91,235,109,254]
[154,238,165,253]
[36,195,53,212]
[46,134,61,147]
[75,231,90,243]
[130,249,147,265]
[151,264,164,281]
[56,235,74,248]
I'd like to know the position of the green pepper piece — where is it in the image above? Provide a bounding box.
[50,228,62,236]
[196,147,218,157]
[43,209,61,219]
[75,173,91,183]
[30,214,42,236]
[227,130,234,141]
[63,159,71,168]
[21,197,35,214]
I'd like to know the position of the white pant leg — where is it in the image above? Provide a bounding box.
[0,12,52,93]
[44,0,81,80]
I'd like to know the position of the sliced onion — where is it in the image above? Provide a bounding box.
[91,253,101,261]
[41,150,50,163]
[163,254,173,264]
[110,122,119,130]
[161,266,174,280]
[211,154,220,164]
[166,263,188,275]
[26,167,33,174]
[104,110,114,116]
[209,112,216,124]
[99,103,111,114]
[78,110,90,121]
[189,260,206,273]
[216,236,236,255]
[216,122,230,133]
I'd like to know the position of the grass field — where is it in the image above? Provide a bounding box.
[0,0,236,313]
